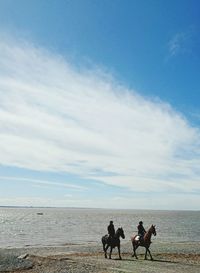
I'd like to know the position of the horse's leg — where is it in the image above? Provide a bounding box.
[104,244,109,259]
[131,242,135,257]
[144,247,148,260]
[118,245,122,260]
[134,245,139,259]
[102,242,106,258]
[132,243,138,259]
[109,246,113,259]
[147,248,153,261]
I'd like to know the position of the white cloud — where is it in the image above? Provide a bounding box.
[0,37,200,195]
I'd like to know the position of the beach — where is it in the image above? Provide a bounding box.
[0,241,200,273]
[0,208,199,272]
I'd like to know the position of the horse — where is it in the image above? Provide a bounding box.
[102,227,125,260]
[131,224,156,260]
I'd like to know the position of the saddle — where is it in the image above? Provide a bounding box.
[135,235,145,244]
[135,235,140,241]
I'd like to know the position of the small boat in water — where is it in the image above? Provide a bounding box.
[37,212,43,215]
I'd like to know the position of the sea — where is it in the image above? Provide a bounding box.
[0,207,199,248]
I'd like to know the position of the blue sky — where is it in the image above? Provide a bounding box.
[0,0,200,209]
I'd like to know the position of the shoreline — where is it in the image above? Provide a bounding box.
[0,241,199,273]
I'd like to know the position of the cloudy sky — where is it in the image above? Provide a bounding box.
[0,0,200,210]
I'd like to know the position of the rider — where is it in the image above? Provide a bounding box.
[107,220,115,241]
[137,221,146,243]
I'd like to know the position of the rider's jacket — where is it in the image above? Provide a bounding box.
[107,224,115,237]
[137,224,146,236]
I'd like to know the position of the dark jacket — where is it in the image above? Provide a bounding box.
[107,223,115,237]
[137,224,146,236]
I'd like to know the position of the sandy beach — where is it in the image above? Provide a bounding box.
[0,241,199,273]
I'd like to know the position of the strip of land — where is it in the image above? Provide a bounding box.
[0,242,199,273]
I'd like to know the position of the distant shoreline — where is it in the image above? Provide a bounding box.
[0,206,199,212]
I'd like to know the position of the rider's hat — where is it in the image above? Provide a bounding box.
[110,220,113,224]
[139,221,143,224]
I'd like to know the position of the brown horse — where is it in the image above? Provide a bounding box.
[131,224,156,260]
[102,227,125,260]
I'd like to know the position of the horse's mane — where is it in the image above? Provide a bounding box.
[116,227,121,232]
[144,225,155,240]
[114,227,124,238]
[115,227,122,233]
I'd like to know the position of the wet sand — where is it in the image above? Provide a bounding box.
[0,241,199,273]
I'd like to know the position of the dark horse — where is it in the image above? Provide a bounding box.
[131,224,156,260]
[102,227,125,260]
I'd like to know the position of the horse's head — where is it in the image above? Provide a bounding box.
[150,225,157,236]
[116,227,125,239]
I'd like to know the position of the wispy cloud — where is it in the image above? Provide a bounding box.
[1,36,200,197]
[167,28,194,58]
[0,176,86,190]
[0,196,92,207]
[168,32,187,57]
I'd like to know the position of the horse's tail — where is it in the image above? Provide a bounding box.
[102,235,107,251]
[102,235,108,243]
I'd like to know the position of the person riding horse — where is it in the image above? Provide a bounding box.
[107,220,115,243]
[132,224,156,260]
[102,226,125,259]
[137,221,146,243]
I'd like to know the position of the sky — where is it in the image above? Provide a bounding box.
[0,0,200,210]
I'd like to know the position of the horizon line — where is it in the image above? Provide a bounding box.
[0,205,199,212]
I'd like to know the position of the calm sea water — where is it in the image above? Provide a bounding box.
[0,208,199,248]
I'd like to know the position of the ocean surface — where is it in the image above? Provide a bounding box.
[0,207,199,248]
